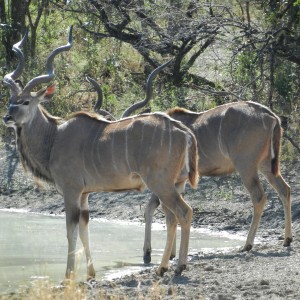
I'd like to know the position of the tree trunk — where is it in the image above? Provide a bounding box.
[0,0,12,66]
[11,0,26,43]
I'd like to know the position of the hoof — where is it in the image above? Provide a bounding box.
[84,278,97,289]
[156,267,168,277]
[283,237,293,247]
[61,277,74,287]
[87,270,96,281]
[87,274,96,282]
[174,265,186,276]
[169,254,175,261]
[143,250,152,264]
[241,244,252,252]
[87,264,96,280]
[63,271,76,283]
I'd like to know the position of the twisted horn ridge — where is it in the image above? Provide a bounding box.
[10,29,28,80]
[3,29,28,92]
[86,76,103,111]
[121,59,173,118]
[22,25,73,94]
[86,76,116,120]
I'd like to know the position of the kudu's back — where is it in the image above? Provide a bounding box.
[168,101,281,177]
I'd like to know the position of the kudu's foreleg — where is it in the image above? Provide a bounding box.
[157,203,178,276]
[173,193,192,276]
[79,193,96,279]
[154,188,192,276]
[143,193,160,264]
[64,192,81,279]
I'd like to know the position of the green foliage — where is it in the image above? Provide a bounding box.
[276,60,299,100]
[232,51,259,85]
[0,0,299,157]
[274,64,293,102]
[281,140,297,164]
[100,84,119,113]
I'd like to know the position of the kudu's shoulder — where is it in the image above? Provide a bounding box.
[119,111,182,126]
[166,107,200,126]
[167,107,198,116]
[68,111,110,122]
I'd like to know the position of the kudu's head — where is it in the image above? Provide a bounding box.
[3,26,73,128]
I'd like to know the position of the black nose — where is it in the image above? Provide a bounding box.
[3,114,12,124]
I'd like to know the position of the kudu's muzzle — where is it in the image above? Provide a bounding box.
[3,104,17,125]
[3,114,10,124]
[3,113,15,126]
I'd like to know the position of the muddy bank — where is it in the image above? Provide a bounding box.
[1,143,300,299]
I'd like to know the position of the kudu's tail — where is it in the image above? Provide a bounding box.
[187,131,199,189]
[271,119,282,176]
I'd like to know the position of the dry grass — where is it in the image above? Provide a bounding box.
[1,279,86,300]
[0,277,178,300]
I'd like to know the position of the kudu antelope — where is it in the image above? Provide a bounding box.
[2,29,199,278]
[142,103,292,263]
[117,70,293,264]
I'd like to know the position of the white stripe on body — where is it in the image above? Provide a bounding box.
[111,121,121,172]
[125,119,134,172]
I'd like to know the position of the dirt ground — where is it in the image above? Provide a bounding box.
[0,142,300,299]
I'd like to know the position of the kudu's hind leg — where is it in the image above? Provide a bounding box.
[144,203,177,264]
[143,181,186,264]
[157,203,178,276]
[143,193,160,264]
[154,187,192,276]
[260,167,292,247]
[168,181,187,261]
[239,172,267,251]
[79,193,96,279]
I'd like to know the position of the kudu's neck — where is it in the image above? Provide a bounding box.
[15,106,58,183]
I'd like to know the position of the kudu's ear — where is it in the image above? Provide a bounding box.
[35,83,56,102]
[44,83,56,97]
[15,80,24,89]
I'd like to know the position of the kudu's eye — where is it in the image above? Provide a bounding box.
[23,100,30,106]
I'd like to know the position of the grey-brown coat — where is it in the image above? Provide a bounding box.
[2,29,199,278]
[142,102,292,263]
